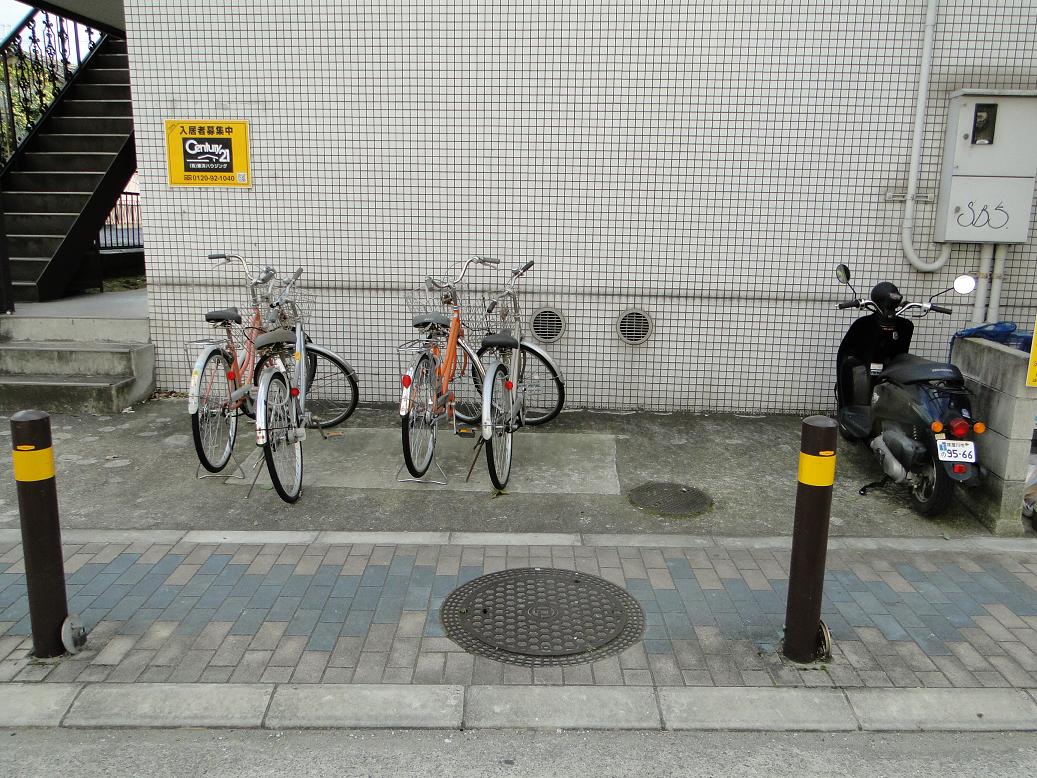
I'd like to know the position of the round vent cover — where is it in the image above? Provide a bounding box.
[616,309,653,345]
[530,307,565,343]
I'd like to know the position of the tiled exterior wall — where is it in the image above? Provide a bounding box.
[125,1,1037,412]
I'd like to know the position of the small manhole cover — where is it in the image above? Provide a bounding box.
[441,568,645,667]
[628,481,714,516]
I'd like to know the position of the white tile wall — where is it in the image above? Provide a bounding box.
[124,0,1037,412]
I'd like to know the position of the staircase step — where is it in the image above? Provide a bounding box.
[5,234,63,257]
[90,53,129,69]
[44,116,133,135]
[2,171,103,192]
[101,38,128,54]
[57,99,134,118]
[0,315,150,344]
[78,68,130,86]
[11,282,38,303]
[0,341,154,377]
[2,191,91,212]
[7,257,49,283]
[71,83,132,101]
[20,151,116,173]
[32,133,128,153]
[3,213,78,233]
[0,373,146,414]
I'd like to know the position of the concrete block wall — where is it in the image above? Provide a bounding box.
[952,337,1037,535]
[124,1,1037,411]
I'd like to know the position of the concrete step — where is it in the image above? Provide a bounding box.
[0,373,150,414]
[3,213,78,234]
[2,191,91,212]
[2,171,103,192]
[0,315,151,344]
[21,151,116,172]
[56,99,133,118]
[78,67,129,86]
[4,234,63,257]
[0,341,154,377]
[71,83,132,101]
[43,116,133,135]
[7,257,49,282]
[32,133,127,153]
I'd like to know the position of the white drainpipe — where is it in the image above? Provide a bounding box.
[901,0,953,273]
[986,244,1008,322]
[970,243,994,324]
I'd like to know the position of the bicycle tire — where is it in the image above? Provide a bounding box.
[484,362,514,490]
[262,372,304,503]
[402,353,437,478]
[300,347,359,428]
[478,342,564,426]
[191,349,237,472]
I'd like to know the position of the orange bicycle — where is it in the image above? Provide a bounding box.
[398,255,498,478]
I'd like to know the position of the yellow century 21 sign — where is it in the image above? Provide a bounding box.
[165,120,251,187]
[1028,314,1037,388]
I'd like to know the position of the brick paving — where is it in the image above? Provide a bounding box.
[2,538,1037,689]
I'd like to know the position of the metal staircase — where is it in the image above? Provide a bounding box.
[0,10,135,305]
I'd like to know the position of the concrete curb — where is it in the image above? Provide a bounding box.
[3,683,1036,731]
[0,528,1033,551]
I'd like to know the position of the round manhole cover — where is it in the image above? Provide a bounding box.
[628,481,714,517]
[441,568,645,667]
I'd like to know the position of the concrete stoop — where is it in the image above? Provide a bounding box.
[0,313,154,414]
[2,683,1036,731]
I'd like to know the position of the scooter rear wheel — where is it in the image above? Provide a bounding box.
[909,453,953,516]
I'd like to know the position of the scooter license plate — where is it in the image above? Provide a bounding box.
[937,439,976,463]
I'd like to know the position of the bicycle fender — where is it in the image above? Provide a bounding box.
[481,358,502,440]
[519,338,565,383]
[399,366,414,417]
[254,357,287,446]
[306,343,360,381]
[187,344,227,415]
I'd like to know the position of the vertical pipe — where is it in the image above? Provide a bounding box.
[971,244,994,324]
[783,416,838,663]
[986,245,1007,322]
[11,410,67,658]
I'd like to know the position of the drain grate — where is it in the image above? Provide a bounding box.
[628,481,714,517]
[441,568,645,667]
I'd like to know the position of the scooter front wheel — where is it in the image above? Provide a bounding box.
[909,453,953,516]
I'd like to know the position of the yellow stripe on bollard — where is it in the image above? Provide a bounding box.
[12,445,55,482]
[798,451,836,487]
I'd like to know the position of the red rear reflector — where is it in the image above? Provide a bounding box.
[505,380,514,391]
[949,418,970,439]
[290,387,300,397]
[953,463,968,474]
[401,375,412,388]
[226,371,235,381]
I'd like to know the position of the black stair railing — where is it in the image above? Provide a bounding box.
[0,8,100,165]
[97,192,142,250]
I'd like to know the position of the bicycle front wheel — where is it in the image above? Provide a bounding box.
[402,353,437,477]
[478,342,564,426]
[305,348,359,428]
[262,372,304,503]
[191,349,238,472]
[484,362,513,490]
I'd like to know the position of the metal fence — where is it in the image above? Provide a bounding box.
[97,192,142,250]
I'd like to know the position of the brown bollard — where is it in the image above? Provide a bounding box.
[783,415,837,663]
[11,410,69,658]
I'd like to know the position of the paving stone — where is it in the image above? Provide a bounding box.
[269,635,308,667]
[443,652,475,685]
[67,683,272,728]
[211,635,251,667]
[0,683,80,725]
[846,688,1037,731]
[168,650,215,683]
[230,650,273,683]
[468,686,659,729]
[268,684,462,728]
[248,621,288,652]
[291,651,330,683]
[661,687,855,731]
[328,636,365,668]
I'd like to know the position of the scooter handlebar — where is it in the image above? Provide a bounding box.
[930,304,952,315]
[837,299,860,309]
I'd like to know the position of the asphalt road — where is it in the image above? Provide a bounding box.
[2,729,1036,777]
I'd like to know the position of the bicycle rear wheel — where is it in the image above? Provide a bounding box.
[484,362,513,490]
[402,353,437,477]
[305,348,359,428]
[478,342,564,426]
[191,349,237,472]
[262,372,303,503]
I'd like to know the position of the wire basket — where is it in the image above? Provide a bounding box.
[407,279,463,319]
[463,290,521,343]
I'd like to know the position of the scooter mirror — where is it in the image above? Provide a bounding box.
[835,264,851,285]
[953,275,977,295]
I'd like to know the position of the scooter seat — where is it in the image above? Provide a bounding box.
[880,354,964,385]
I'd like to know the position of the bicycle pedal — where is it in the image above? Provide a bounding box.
[455,426,477,438]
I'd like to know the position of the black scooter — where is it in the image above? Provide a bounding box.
[834,264,984,515]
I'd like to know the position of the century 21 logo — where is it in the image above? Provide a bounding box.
[182,138,232,171]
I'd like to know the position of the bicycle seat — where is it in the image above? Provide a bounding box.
[254,329,295,350]
[412,312,452,329]
[481,333,520,350]
[205,307,242,324]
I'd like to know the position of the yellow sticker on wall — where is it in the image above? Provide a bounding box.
[165,120,251,187]
[1028,314,1037,388]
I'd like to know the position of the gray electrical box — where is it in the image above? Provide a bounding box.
[934,90,1037,244]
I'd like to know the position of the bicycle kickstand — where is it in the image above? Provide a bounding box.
[245,452,266,499]
[465,438,485,482]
